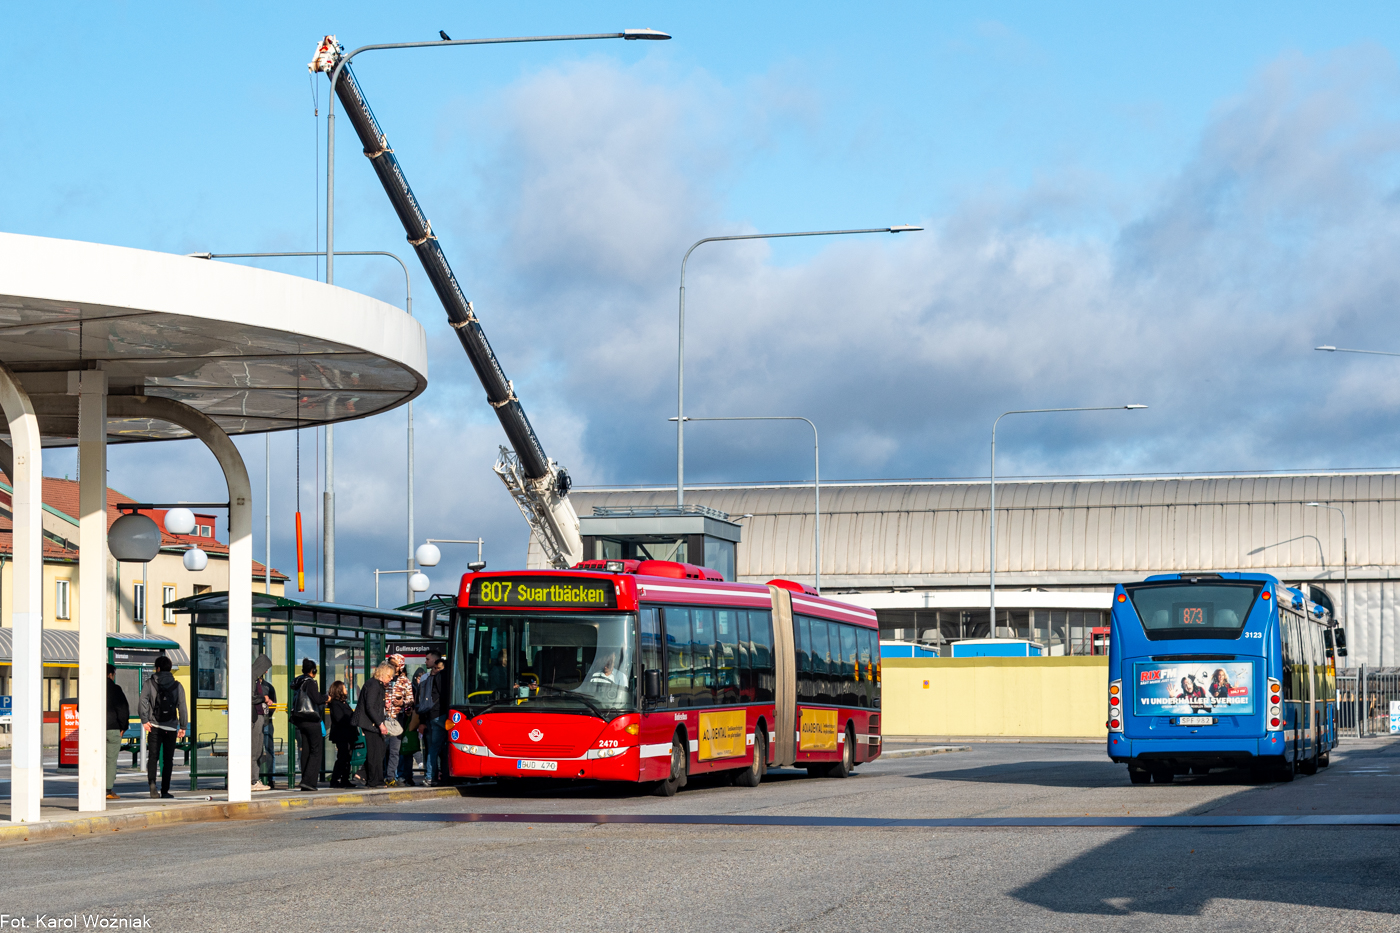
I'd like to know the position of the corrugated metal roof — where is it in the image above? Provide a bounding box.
[553,473,1399,588]
[0,629,189,666]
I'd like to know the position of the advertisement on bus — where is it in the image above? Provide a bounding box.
[1133,661,1256,716]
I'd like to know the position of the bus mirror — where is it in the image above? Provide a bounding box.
[1335,627,1347,657]
[644,669,663,700]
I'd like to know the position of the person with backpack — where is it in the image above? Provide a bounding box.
[106,664,131,800]
[138,655,187,799]
[289,659,327,791]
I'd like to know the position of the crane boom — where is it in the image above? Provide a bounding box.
[311,36,582,568]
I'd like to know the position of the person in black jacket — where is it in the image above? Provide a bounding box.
[415,650,450,786]
[326,680,357,787]
[106,664,131,800]
[290,659,327,791]
[354,663,394,788]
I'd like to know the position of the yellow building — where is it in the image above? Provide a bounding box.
[0,475,286,715]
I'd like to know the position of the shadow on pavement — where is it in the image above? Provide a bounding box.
[1011,823,1400,916]
[907,760,1283,788]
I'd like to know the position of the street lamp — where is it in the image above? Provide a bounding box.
[416,538,487,574]
[374,568,430,608]
[671,416,820,592]
[1304,502,1348,636]
[316,27,671,600]
[1314,345,1400,357]
[675,225,921,506]
[989,405,1147,640]
[189,250,415,600]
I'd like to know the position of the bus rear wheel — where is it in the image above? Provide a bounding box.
[735,731,766,787]
[1128,766,1151,785]
[828,725,857,779]
[652,735,688,797]
[1300,752,1318,775]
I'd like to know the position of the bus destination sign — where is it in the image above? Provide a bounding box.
[469,577,617,610]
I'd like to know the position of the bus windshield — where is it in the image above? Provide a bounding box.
[1124,581,1262,640]
[452,611,637,715]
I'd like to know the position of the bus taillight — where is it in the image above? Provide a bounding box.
[1108,679,1123,733]
[1268,677,1282,730]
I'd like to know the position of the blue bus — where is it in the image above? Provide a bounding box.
[1107,572,1343,784]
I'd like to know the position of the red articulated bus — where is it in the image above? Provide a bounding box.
[444,559,882,794]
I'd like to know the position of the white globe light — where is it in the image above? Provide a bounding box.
[183,547,208,572]
[109,513,161,562]
[164,508,196,535]
[415,543,441,567]
[409,572,430,592]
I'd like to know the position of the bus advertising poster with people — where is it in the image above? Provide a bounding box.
[1133,661,1255,716]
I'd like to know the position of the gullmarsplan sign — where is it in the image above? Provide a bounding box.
[469,577,617,610]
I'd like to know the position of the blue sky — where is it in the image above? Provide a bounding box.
[5,2,1400,600]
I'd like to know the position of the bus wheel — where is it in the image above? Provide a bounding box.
[735,731,767,787]
[1300,753,1318,776]
[1319,752,1330,769]
[1275,757,1295,783]
[828,725,857,779]
[1128,767,1151,785]
[1151,767,1174,784]
[653,735,688,797]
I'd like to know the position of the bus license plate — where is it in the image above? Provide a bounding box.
[1178,716,1215,726]
[517,759,558,772]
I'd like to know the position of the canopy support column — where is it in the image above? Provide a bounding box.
[108,396,253,803]
[75,367,109,812]
[0,361,43,822]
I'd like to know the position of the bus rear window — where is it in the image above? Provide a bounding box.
[1123,582,1262,640]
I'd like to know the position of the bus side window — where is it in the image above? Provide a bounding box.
[839,623,859,707]
[716,610,740,705]
[751,610,775,703]
[795,615,813,701]
[640,608,663,687]
[736,610,753,702]
[693,609,717,707]
[1279,614,1294,702]
[664,607,693,706]
[809,617,833,702]
[857,627,873,708]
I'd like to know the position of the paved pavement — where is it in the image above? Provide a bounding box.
[1,738,1398,931]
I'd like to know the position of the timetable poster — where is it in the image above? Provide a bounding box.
[1133,661,1255,716]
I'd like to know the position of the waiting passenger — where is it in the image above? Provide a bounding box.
[327,680,357,788]
[138,656,187,799]
[290,659,327,792]
[354,663,395,788]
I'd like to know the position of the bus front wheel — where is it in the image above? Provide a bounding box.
[653,735,688,797]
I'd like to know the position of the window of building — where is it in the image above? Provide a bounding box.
[200,525,211,537]
[193,584,212,595]
[133,582,145,623]
[55,579,70,620]
[163,585,176,623]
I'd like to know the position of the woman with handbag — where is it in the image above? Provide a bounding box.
[290,659,328,791]
[355,663,395,788]
[382,654,413,787]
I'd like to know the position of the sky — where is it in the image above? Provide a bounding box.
[4,2,1400,602]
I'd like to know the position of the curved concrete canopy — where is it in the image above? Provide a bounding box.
[0,232,427,444]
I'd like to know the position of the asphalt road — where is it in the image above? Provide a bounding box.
[2,739,1398,932]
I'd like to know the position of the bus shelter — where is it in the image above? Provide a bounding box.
[166,591,453,790]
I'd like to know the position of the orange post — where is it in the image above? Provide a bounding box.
[295,511,305,592]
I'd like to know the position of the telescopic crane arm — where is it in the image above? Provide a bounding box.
[310,35,582,568]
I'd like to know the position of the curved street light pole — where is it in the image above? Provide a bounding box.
[1304,502,1349,639]
[676,225,921,506]
[321,28,670,599]
[671,415,819,591]
[190,250,414,600]
[990,405,1147,642]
